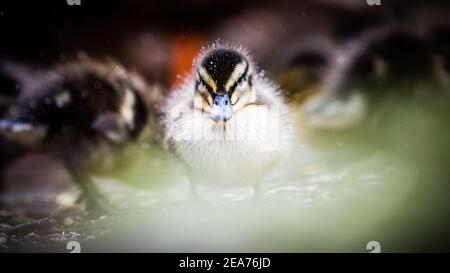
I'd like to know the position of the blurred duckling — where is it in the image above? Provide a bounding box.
[295,25,450,148]
[0,59,162,213]
[164,42,294,194]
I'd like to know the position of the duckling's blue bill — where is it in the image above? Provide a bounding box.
[211,93,232,122]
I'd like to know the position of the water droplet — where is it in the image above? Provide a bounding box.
[94,81,102,89]
[336,55,346,64]
[76,51,88,60]
[141,143,150,150]
[9,107,18,115]
[29,101,37,109]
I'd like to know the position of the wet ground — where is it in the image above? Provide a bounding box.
[1,90,449,252]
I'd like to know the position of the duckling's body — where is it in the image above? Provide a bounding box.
[164,43,293,187]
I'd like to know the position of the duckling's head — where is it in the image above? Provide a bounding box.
[193,44,255,124]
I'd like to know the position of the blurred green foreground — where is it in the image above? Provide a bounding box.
[86,83,450,252]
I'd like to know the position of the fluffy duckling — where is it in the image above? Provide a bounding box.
[0,59,162,213]
[164,42,294,191]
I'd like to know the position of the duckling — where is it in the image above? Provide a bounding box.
[0,59,162,213]
[164,42,294,193]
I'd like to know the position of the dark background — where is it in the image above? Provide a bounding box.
[2,0,449,86]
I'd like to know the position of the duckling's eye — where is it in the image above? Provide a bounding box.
[237,74,246,85]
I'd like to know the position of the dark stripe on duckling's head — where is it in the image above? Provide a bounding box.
[200,48,246,94]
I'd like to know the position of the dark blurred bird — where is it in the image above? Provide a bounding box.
[0,59,163,213]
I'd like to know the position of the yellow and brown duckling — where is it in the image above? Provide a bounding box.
[0,59,162,213]
[164,42,294,191]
